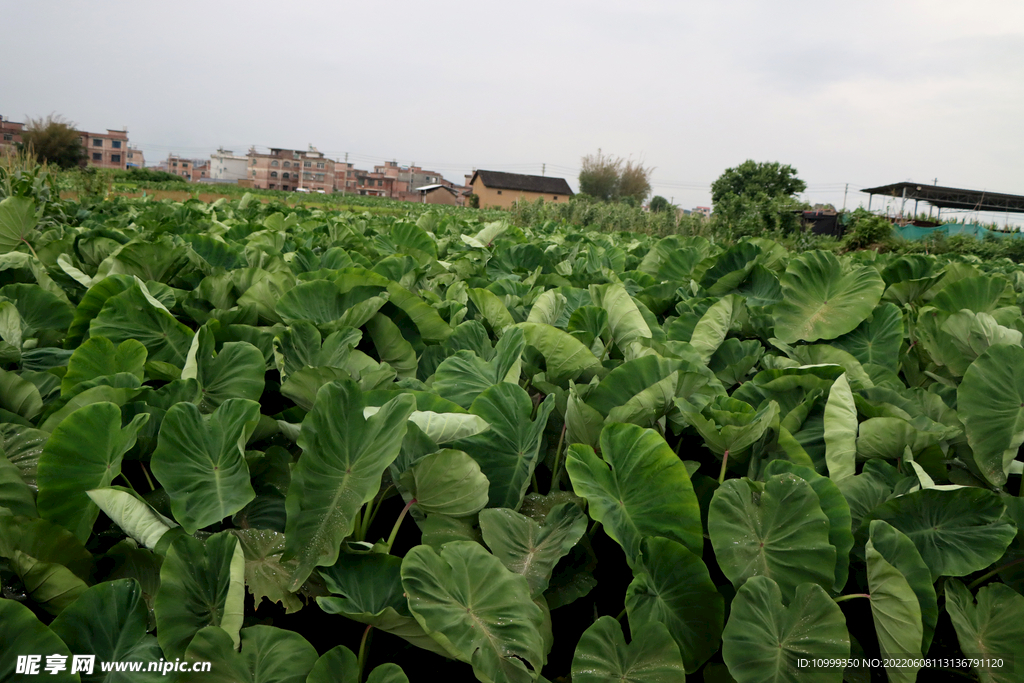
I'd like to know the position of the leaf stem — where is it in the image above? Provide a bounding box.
[718,450,730,484]
[615,607,627,623]
[139,462,156,492]
[967,558,1024,590]
[384,498,416,553]
[550,422,567,493]
[833,593,870,603]
[357,624,373,682]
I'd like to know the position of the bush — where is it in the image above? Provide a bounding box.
[843,211,893,250]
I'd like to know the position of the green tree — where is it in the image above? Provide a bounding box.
[579,150,621,201]
[19,115,85,170]
[710,160,805,206]
[649,195,672,213]
[579,151,653,204]
[711,160,806,236]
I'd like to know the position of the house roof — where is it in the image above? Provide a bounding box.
[470,170,573,195]
[861,182,1024,214]
[415,184,457,195]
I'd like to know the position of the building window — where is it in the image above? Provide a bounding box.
[271,160,279,167]
[282,172,289,179]
[497,190,502,195]
[2,134,12,141]
[112,140,121,148]
[378,179,383,187]
[93,139,103,147]
[251,159,256,166]
[283,185,289,191]
[111,154,121,162]
[252,171,256,177]
[270,171,278,178]
[553,196,558,200]
[316,162,325,169]
[303,161,311,168]
[92,152,102,161]
[283,161,290,167]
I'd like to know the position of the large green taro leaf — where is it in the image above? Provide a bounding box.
[283,380,414,590]
[0,196,38,255]
[709,474,835,602]
[177,625,318,683]
[317,552,449,657]
[432,327,524,409]
[958,343,1024,486]
[230,529,303,614]
[50,579,164,683]
[154,532,245,659]
[455,382,554,511]
[366,313,417,379]
[515,322,602,384]
[399,449,489,518]
[1,283,73,336]
[0,515,92,582]
[479,503,587,598]
[566,422,702,559]
[61,337,147,397]
[860,488,1016,581]
[0,367,43,420]
[65,274,136,348]
[625,536,724,673]
[276,280,387,329]
[182,326,265,412]
[88,284,195,367]
[722,577,849,683]
[10,549,89,615]
[831,302,903,372]
[0,599,79,682]
[773,250,884,344]
[589,283,652,354]
[37,403,149,542]
[0,452,35,517]
[571,616,686,683]
[401,541,546,683]
[763,460,853,593]
[151,399,261,534]
[865,538,923,683]
[945,579,1024,683]
[867,520,937,652]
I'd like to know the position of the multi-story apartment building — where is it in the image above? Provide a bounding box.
[210,148,248,182]
[247,146,335,193]
[334,161,356,194]
[1,116,24,154]
[166,154,193,179]
[80,128,129,170]
[126,145,144,169]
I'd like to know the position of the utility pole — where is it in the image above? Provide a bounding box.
[542,163,545,177]
[842,183,848,211]
[342,152,348,196]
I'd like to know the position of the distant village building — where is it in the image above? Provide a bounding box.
[469,170,573,209]
[80,128,130,170]
[693,206,712,217]
[166,154,194,180]
[210,148,248,181]
[247,146,335,193]
[126,145,144,169]
[0,116,24,154]
[414,184,461,206]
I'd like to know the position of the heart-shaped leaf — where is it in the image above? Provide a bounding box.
[0,599,79,682]
[401,541,546,683]
[284,380,414,590]
[625,536,725,673]
[722,576,849,683]
[155,532,245,658]
[399,449,489,518]
[709,474,835,602]
[37,403,149,542]
[567,422,702,559]
[479,502,587,598]
[571,616,686,683]
[866,535,923,683]
[945,579,1024,683]
[151,399,261,534]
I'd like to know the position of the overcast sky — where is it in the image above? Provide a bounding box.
[4,0,1023,222]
